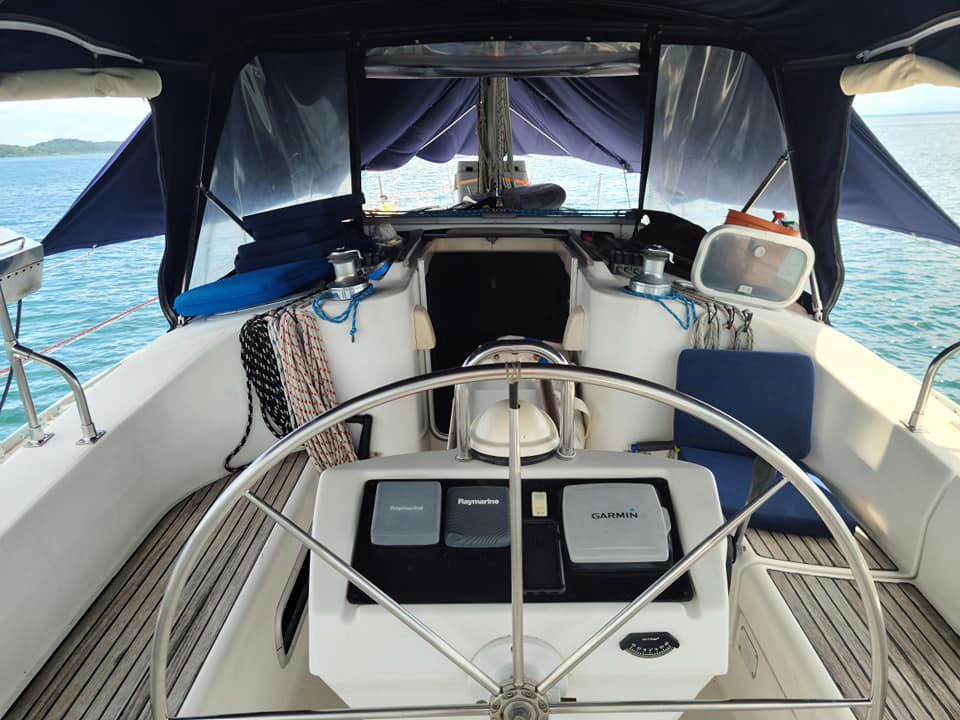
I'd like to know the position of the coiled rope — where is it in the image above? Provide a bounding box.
[686,295,754,351]
[622,287,697,330]
[312,285,375,342]
[733,309,754,350]
[223,314,295,472]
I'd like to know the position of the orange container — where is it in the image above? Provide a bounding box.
[725,209,800,237]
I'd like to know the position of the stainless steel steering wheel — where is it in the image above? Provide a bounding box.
[150,364,887,720]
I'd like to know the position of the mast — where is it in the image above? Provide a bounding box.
[477,42,515,198]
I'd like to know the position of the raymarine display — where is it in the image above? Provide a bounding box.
[370,481,441,546]
[445,486,510,548]
[562,483,671,567]
[350,477,691,604]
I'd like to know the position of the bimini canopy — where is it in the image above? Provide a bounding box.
[43,69,960,254]
[6,0,960,319]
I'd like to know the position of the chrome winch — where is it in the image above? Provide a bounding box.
[626,245,674,297]
[326,248,371,300]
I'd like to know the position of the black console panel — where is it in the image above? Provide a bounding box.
[347,477,693,605]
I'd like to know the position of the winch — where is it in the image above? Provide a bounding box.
[626,245,674,297]
[326,248,371,299]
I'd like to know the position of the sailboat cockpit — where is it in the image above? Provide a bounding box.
[2,4,960,720]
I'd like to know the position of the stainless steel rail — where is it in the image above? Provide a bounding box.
[0,285,103,445]
[858,13,960,60]
[536,474,789,694]
[245,492,500,695]
[173,696,871,720]
[904,338,960,432]
[11,344,103,443]
[454,340,575,460]
[176,704,488,720]
[151,364,887,720]
[550,698,873,713]
[507,380,525,686]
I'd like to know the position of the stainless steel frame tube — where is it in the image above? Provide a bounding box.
[455,340,575,460]
[12,344,102,442]
[245,493,500,695]
[507,381,524,685]
[0,283,103,444]
[905,338,960,431]
[0,285,46,444]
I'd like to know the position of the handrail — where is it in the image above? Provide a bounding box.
[904,338,960,432]
[454,339,575,460]
[0,283,108,446]
[10,343,104,443]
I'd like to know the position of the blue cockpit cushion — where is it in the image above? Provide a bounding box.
[678,448,855,536]
[674,349,815,459]
[172,259,331,317]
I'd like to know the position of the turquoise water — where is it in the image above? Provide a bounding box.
[1,114,959,439]
[0,154,166,439]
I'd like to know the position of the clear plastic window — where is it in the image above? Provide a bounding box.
[190,51,352,288]
[362,155,640,212]
[645,45,799,230]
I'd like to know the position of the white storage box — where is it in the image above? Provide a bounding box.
[691,224,815,308]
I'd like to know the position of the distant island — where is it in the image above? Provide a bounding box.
[0,138,121,158]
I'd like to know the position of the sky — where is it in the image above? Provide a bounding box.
[2,85,960,146]
[0,97,150,146]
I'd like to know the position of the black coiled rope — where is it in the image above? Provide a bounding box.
[223,314,294,472]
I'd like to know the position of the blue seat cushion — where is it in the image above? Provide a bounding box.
[675,349,815,459]
[679,447,856,536]
[173,259,330,317]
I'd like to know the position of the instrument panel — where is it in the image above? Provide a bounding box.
[308,449,728,711]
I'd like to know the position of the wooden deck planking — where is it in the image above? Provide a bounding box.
[4,452,308,720]
[747,528,897,571]
[771,570,960,720]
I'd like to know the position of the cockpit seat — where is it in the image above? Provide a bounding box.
[674,349,855,537]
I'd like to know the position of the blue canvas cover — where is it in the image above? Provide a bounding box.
[42,114,164,253]
[41,84,960,258]
[7,0,960,317]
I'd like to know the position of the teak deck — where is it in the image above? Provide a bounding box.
[747,527,898,571]
[7,461,960,720]
[754,528,960,719]
[4,452,308,720]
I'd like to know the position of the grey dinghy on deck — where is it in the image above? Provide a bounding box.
[3,4,960,720]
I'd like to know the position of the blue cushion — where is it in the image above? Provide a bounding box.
[674,349,815,459]
[173,259,330,317]
[679,447,855,536]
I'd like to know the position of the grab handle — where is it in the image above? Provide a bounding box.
[904,339,960,432]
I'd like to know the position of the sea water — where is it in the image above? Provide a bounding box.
[1,114,959,439]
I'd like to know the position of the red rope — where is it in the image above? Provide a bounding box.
[0,296,158,378]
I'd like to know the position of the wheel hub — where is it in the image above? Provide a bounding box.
[490,685,550,720]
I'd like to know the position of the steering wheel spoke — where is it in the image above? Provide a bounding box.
[535,476,788,694]
[244,491,501,696]
[507,377,525,688]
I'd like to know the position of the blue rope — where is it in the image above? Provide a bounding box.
[622,287,697,330]
[312,285,375,342]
